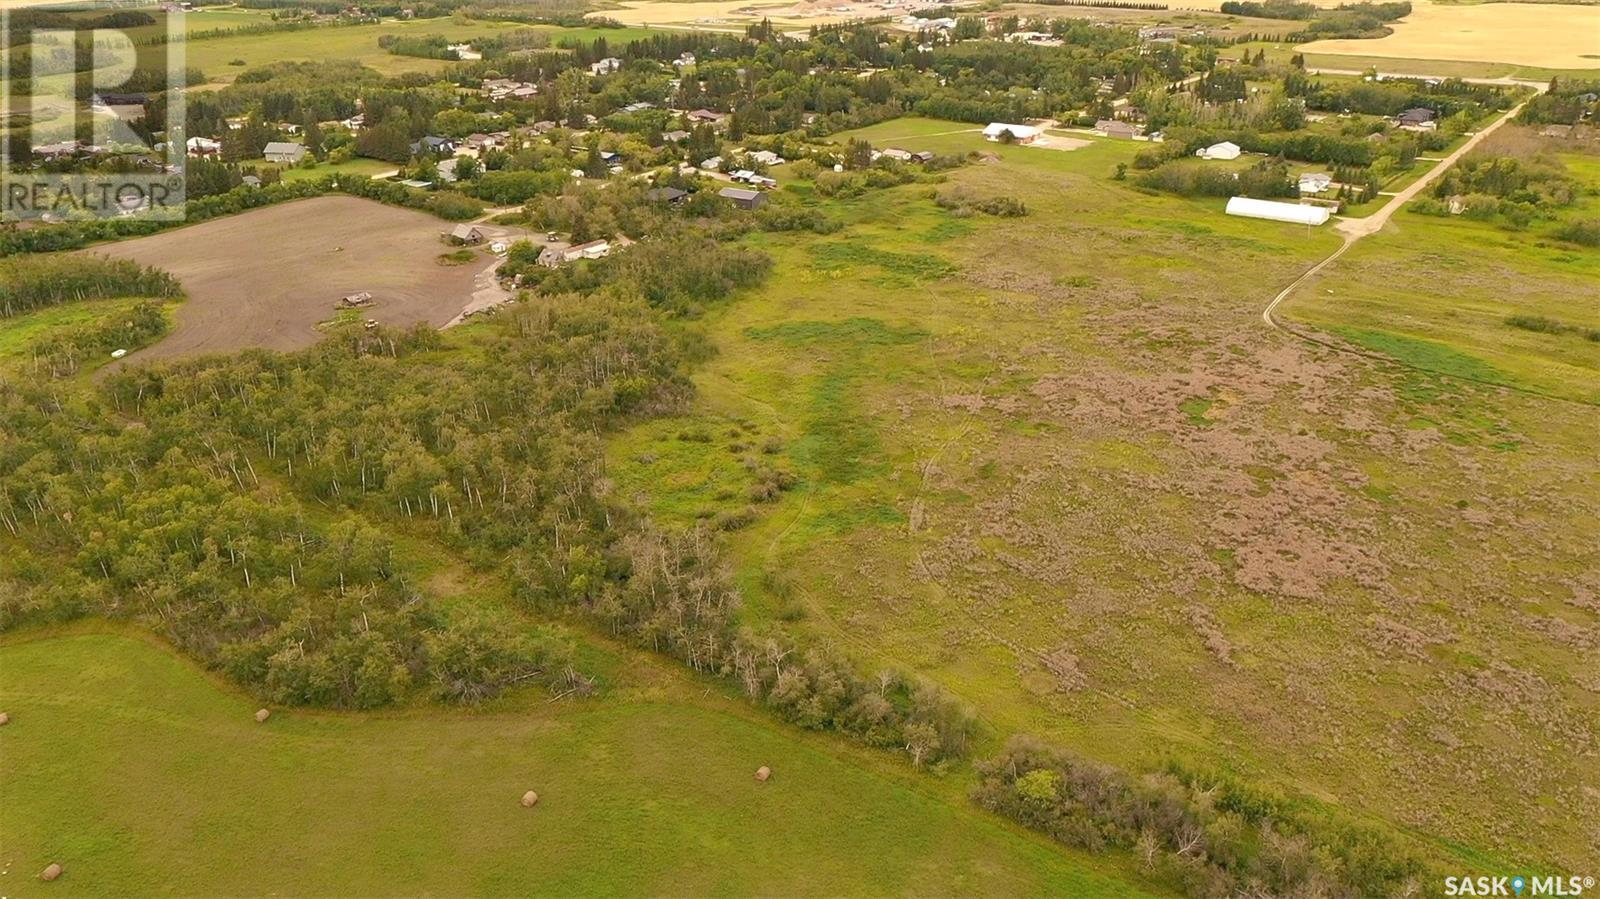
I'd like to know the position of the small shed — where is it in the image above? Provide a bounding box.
[450,224,484,245]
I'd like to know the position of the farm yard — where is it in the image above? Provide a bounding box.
[85,197,514,363]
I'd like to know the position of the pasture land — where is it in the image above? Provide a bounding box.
[606,117,1600,871]
[0,631,1158,897]
[1285,152,1600,403]
[181,21,655,83]
[84,196,509,363]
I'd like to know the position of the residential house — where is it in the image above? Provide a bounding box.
[410,135,456,157]
[699,155,724,171]
[880,147,913,161]
[748,149,784,166]
[1095,119,1139,139]
[539,239,611,266]
[589,57,623,76]
[1297,172,1333,194]
[687,109,728,127]
[263,141,307,164]
[185,136,222,156]
[674,52,697,67]
[719,187,766,209]
[1396,107,1437,130]
[645,187,689,203]
[660,129,691,143]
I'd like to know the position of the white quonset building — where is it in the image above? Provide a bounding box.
[983,122,1042,144]
[1196,141,1241,160]
[1225,196,1330,226]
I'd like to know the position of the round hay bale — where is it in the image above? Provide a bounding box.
[520,790,539,808]
[41,862,63,882]
[755,766,772,782]
[0,711,10,725]
[254,708,271,723]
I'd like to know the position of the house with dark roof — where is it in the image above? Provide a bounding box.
[1396,107,1437,130]
[410,135,457,157]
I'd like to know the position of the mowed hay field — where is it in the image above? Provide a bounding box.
[605,118,1600,870]
[181,20,656,83]
[87,197,499,364]
[0,632,1159,897]
[1294,0,1600,70]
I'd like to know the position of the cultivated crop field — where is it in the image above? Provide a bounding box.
[605,118,1600,871]
[1294,0,1600,70]
[0,631,1153,897]
[86,197,506,363]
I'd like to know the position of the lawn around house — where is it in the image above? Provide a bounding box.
[0,630,1163,898]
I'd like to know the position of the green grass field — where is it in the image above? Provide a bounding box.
[0,630,1162,897]
[1287,154,1600,403]
[183,20,661,83]
[604,118,1600,871]
[275,156,399,182]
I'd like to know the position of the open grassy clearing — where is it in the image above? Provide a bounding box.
[0,630,1161,897]
[606,117,1600,871]
[82,196,519,364]
[0,298,152,362]
[181,20,657,83]
[1285,153,1600,404]
[274,156,399,182]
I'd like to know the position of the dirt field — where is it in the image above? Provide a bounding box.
[1294,0,1600,69]
[87,197,505,364]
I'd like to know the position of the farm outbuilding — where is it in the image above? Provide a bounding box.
[449,224,484,245]
[1225,197,1330,226]
[982,123,1041,144]
[718,187,767,210]
[1197,141,1241,160]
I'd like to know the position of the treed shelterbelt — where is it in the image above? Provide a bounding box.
[0,229,974,768]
